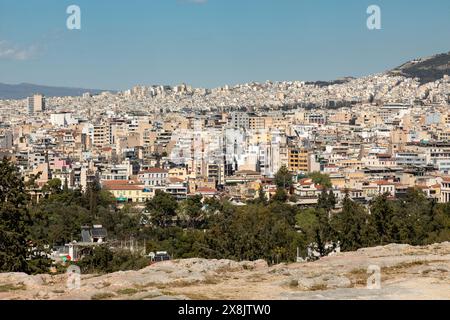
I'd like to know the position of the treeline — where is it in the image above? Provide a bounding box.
[1,157,449,274]
[297,190,450,257]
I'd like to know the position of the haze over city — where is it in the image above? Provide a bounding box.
[1,0,450,89]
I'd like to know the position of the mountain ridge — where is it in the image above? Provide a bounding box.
[2,51,450,99]
[0,82,112,100]
[389,51,450,84]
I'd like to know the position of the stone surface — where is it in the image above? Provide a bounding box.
[0,242,449,300]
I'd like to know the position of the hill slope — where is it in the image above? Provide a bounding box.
[389,52,450,84]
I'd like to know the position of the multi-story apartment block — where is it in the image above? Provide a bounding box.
[288,147,309,173]
[28,94,46,115]
[138,168,169,186]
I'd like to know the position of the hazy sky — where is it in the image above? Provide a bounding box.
[1,0,450,90]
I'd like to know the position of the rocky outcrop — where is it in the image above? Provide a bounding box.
[0,243,449,300]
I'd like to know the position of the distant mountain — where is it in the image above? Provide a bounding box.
[0,82,112,99]
[389,52,450,84]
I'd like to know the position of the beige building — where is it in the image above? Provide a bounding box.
[288,147,309,173]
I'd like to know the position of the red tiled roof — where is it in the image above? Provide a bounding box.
[196,187,217,193]
[375,180,395,185]
[299,178,313,185]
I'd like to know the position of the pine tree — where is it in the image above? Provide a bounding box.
[146,190,178,228]
[257,184,267,205]
[327,190,337,210]
[368,193,395,245]
[0,157,31,272]
[272,187,288,203]
[313,190,337,257]
[274,166,293,189]
[332,193,368,251]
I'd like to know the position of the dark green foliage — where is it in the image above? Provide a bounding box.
[367,193,395,245]
[28,184,122,246]
[332,193,369,251]
[0,157,51,273]
[2,154,450,274]
[271,187,288,203]
[76,245,148,274]
[257,184,267,205]
[181,195,204,229]
[307,172,332,188]
[0,157,30,272]
[42,178,62,196]
[296,190,337,258]
[142,227,210,259]
[146,190,178,228]
[205,204,304,262]
[274,166,293,189]
[429,203,450,242]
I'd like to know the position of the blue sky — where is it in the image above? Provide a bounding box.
[0,0,450,90]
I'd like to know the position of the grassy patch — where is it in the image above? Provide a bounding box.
[52,290,65,294]
[161,290,178,296]
[91,292,116,300]
[0,283,26,292]
[216,265,242,274]
[116,288,139,296]
[202,275,220,285]
[171,279,201,287]
[309,283,327,291]
[385,260,428,272]
[346,268,368,287]
[288,279,299,288]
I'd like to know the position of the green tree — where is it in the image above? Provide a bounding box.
[332,193,368,251]
[206,204,303,263]
[317,189,336,213]
[183,195,204,229]
[257,184,267,205]
[308,172,332,189]
[271,187,288,203]
[274,166,293,189]
[392,188,434,245]
[0,158,31,272]
[428,203,450,243]
[42,178,62,196]
[146,190,178,228]
[368,193,395,245]
[84,179,101,219]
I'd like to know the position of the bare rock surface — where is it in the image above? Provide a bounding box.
[0,242,449,300]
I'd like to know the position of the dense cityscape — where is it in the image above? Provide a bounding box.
[1,0,450,307]
[2,69,450,207]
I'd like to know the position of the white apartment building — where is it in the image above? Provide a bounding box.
[440,177,450,203]
[138,168,169,186]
